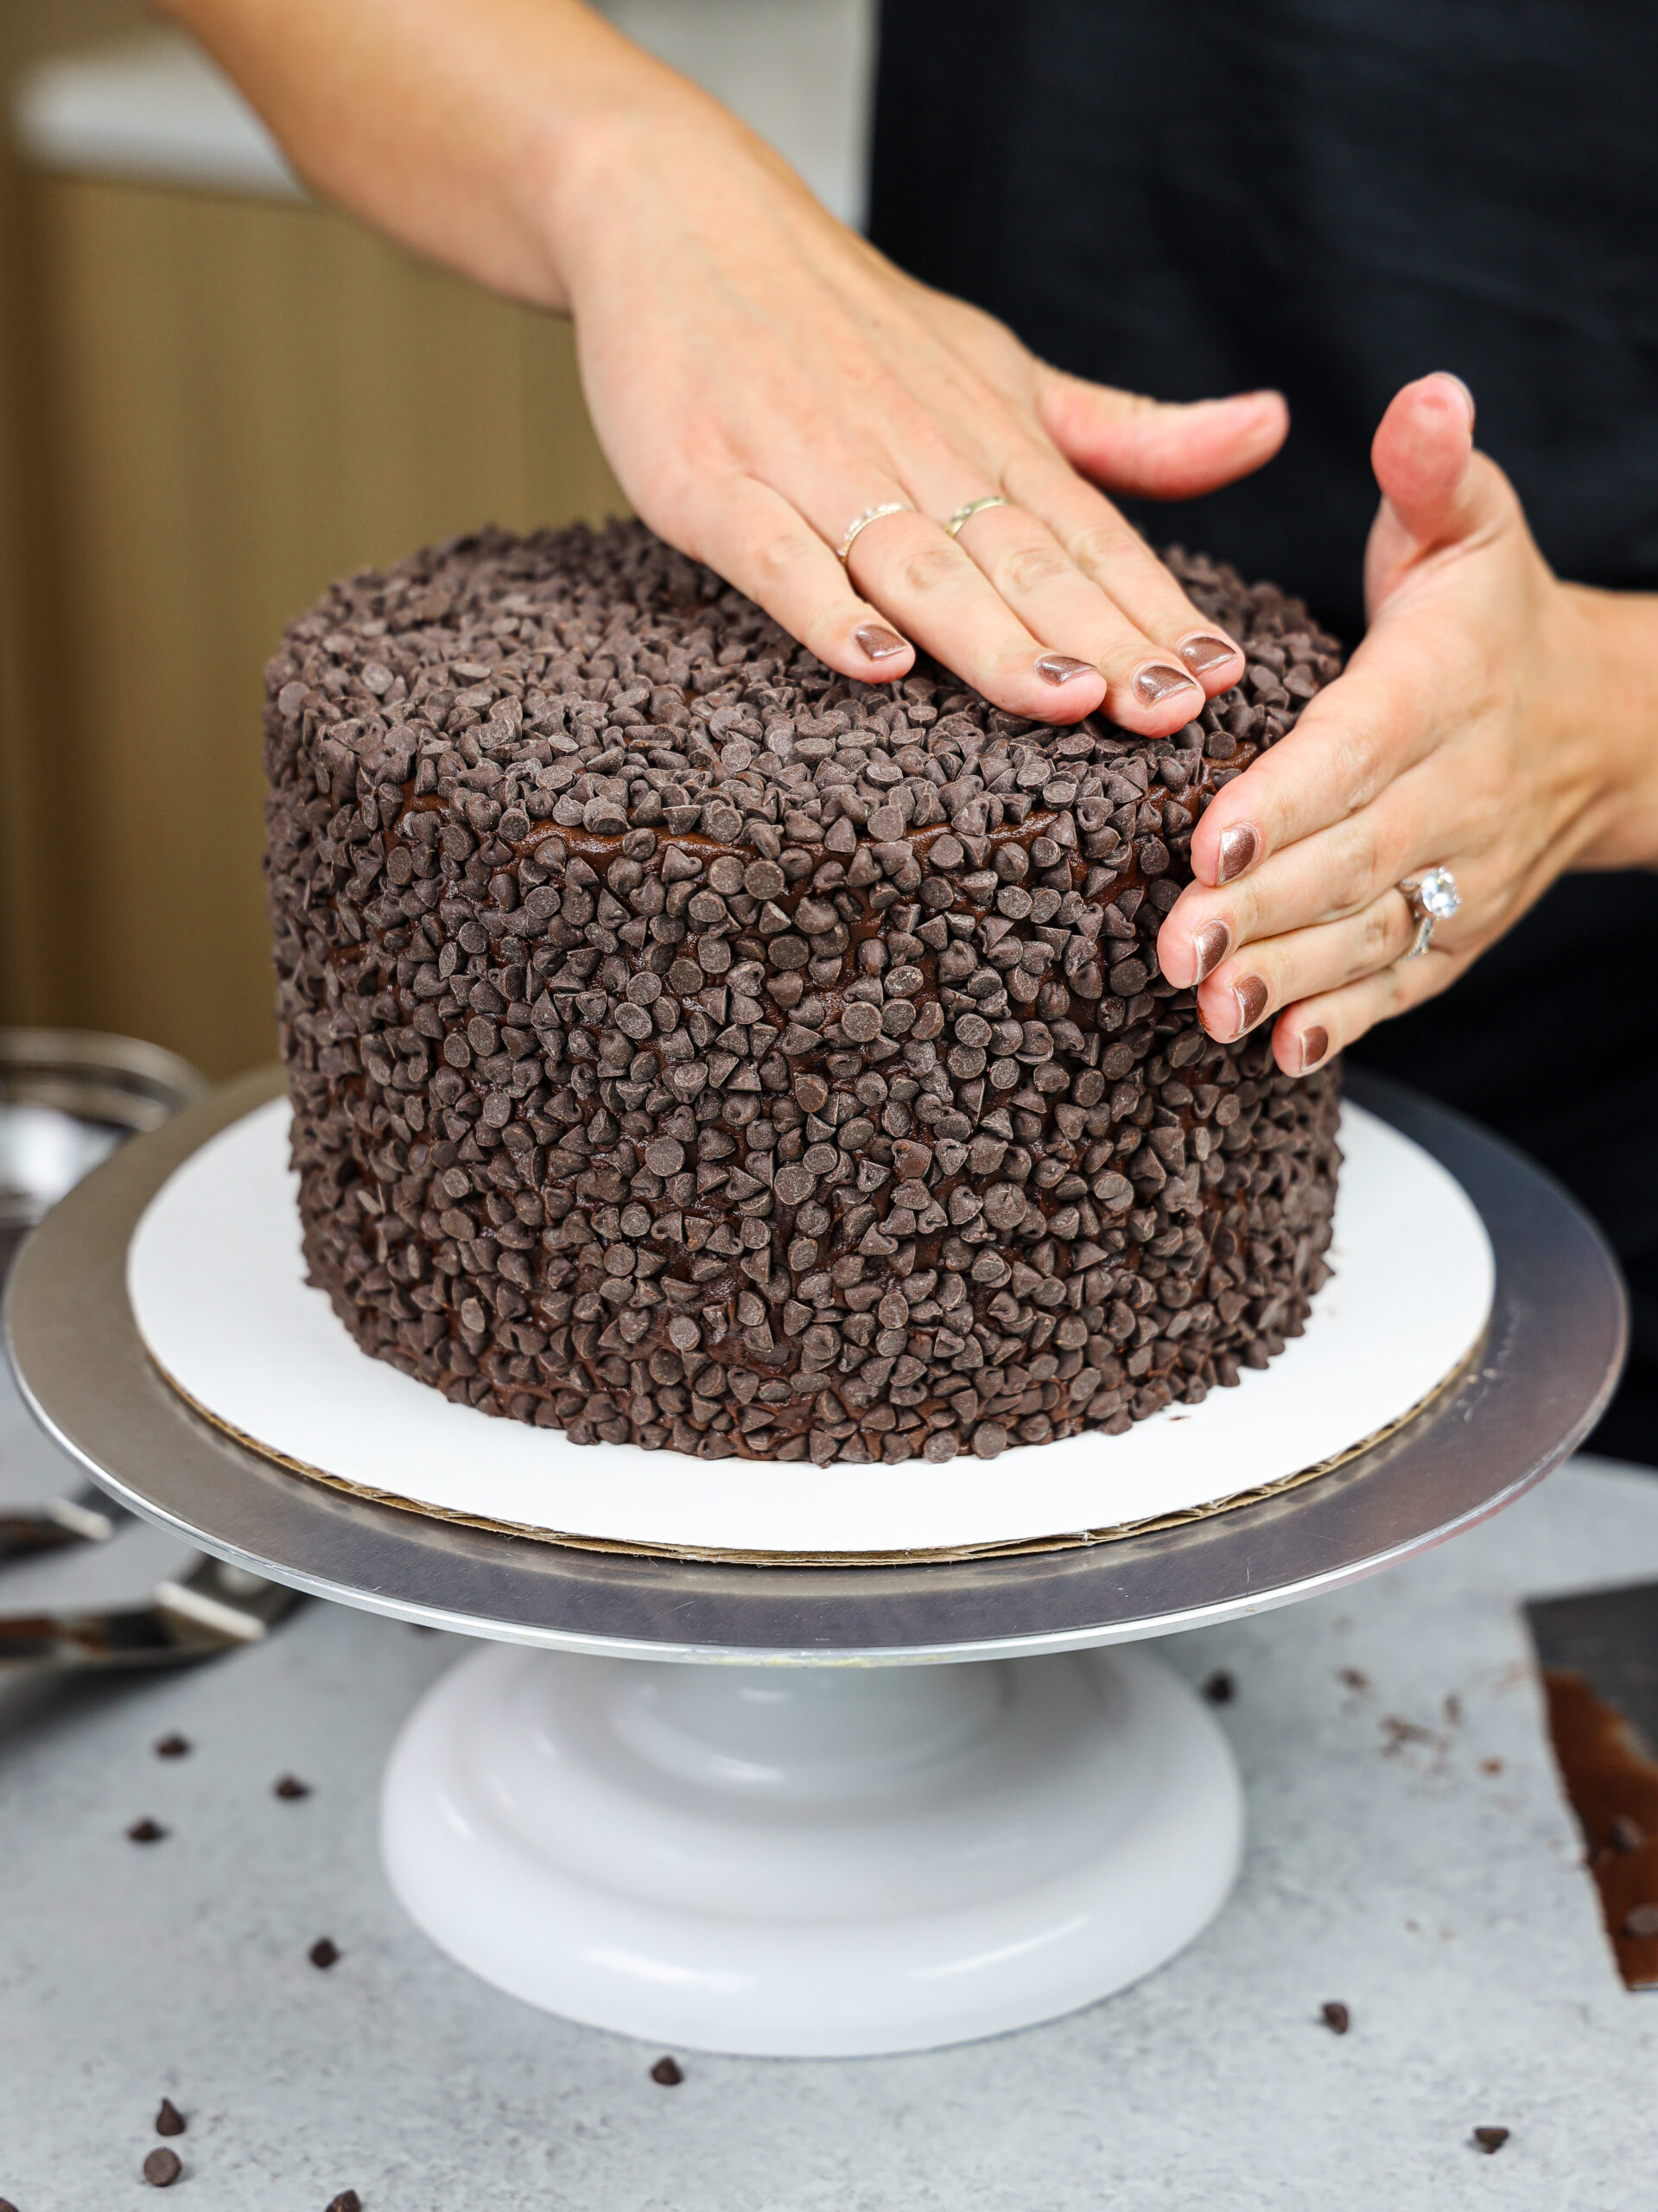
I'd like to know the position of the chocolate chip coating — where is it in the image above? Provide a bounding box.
[265,524,1341,1468]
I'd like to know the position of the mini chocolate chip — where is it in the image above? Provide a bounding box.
[274,1775,313,1801]
[143,2148,182,2188]
[127,1818,168,1844]
[156,2098,187,2137]
[326,2195,363,2212]
[309,1937,342,1968]
[651,2056,684,2086]
[1320,2002,1349,2035]
[1201,1671,1235,1704]
[154,1732,191,1758]
[1471,2128,1509,2155]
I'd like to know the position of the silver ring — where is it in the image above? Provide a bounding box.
[944,494,1010,538]
[1397,866,1461,961]
[836,503,911,563]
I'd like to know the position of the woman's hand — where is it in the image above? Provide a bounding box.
[1157,372,1658,1072]
[164,0,1285,726]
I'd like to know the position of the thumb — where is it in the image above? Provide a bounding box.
[1036,370,1289,501]
[1365,372,1515,612]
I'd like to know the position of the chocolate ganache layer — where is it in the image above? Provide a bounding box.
[264,522,1343,1468]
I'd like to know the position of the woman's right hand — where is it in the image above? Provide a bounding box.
[547,78,1285,723]
[168,0,1286,724]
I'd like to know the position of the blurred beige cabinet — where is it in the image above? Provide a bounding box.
[1,32,625,1077]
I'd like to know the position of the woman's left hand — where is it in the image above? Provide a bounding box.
[1156,371,1658,1073]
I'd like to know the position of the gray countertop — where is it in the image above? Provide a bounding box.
[2,1437,1655,2210]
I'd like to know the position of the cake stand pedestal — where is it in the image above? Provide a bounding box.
[3,1073,1624,2056]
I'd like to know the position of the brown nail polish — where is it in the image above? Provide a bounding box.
[1191,918,1230,984]
[1134,662,1203,707]
[1233,975,1268,1034]
[1217,823,1260,882]
[1035,654,1095,686]
[854,623,908,661]
[1178,632,1238,677]
[1300,1025,1331,1073]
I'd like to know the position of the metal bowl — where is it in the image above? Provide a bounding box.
[0,1028,207,1236]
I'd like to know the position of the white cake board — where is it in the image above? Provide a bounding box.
[125,1100,1493,1561]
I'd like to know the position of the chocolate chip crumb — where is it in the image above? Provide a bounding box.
[274,1775,313,1801]
[1622,1902,1658,1939]
[143,2147,183,2187]
[1201,1670,1235,1705]
[650,2055,684,2086]
[308,1936,342,1968]
[127,1818,168,1844]
[326,2193,363,2212]
[1471,2127,1509,2155]
[0,2196,20,2210]
[1337,1668,1369,1693]
[1319,2001,1350,2034]
[156,2098,187,2137]
[154,1732,192,1758]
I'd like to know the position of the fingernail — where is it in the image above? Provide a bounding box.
[1438,372,1477,431]
[1178,632,1239,677]
[1191,918,1230,984]
[1217,823,1260,882]
[1300,1025,1331,1073]
[1232,975,1268,1035]
[1035,654,1095,686]
[1134,661,1204,707]
[855,623,909,661]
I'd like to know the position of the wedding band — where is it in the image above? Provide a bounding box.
[837,503,911,563]
[944,494,1010,538]
[1397,867,1462,961]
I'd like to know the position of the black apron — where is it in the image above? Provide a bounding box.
[869,0,1658,1463]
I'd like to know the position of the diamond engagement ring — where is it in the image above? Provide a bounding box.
[1397,867,1462,961]
[836,503,911,563]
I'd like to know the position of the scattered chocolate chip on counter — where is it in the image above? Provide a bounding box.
[1201,1670,1235,1705]
[325,2192,362,2211]
[273,1775,314,1801]
[155,2100,187,2138]
[1319,2002,1350,2035]
[650,2056,684,2086]
[143,2146,183,2187]
[1471,2127,1509,2155]
[265,523,1343,1471]
[308,1937,342,1969]
[126,1818,168,1845]
[154,1733,192,1758]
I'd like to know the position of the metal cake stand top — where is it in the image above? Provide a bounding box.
[2,1068,1626,1665]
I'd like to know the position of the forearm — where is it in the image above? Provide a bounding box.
[155,0,746,311]
[1549,583,1658,873]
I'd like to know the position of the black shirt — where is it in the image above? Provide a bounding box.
[869,0,1658,1460]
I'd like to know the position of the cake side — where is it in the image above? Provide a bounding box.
[264,523,1342,1467]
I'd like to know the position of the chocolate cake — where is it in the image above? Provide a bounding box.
[264,522,1342,1468]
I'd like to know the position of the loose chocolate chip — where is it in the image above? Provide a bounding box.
[274,1775,313,1801]
[651,2056,684,2086]
[308,1937,342,1968]
[156,2099,187,2137]
[326,2195,363,2212]
[1471,2128,1509,2155]
[127,1818,168,1844]
[143,2148,183,2188]
[1201,1671,1235,1704]
[1623,1902,1658,1939]
[154,1732,191,1758]
[1320,2002,1349,2035]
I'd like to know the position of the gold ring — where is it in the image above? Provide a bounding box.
[945,494,1010,538]
[837,503,911,563]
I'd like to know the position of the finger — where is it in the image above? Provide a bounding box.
[679,474,918,683]
[1004,455,1248,695]
[1193,887,1420,1046]
[1365,372,1521,614]
[944,499,1210,734]
[1034,372,1290,500]
[1270,938,1480,1077]
[844,508,1109,721]
[1185,629,1446,889]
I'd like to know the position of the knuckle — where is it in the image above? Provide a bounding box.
[894,538,967,598]
[1066,520,1136,577]
[998,539,1073,596]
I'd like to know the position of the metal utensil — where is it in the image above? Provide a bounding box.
[0,1548,300,1679]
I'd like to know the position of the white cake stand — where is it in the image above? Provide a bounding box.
[3,1071,1624,2056]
